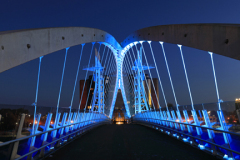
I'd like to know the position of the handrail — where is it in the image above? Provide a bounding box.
[135,120,240,155]
[0,118,110,147]
[15,120,109,160]
[134,117,240,136]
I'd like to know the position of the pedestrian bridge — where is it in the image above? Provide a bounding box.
[0,24,240,160]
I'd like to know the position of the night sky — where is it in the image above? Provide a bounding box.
[1,0,240,111]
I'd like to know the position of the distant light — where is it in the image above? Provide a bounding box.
[198,144,205,150]
[208,51,213,55]
[183,138,188,142]
[116,121,123,125]
[177,44,182,48]
[71,120,73,123]
[223,154,228,159]
[50,147,54,150]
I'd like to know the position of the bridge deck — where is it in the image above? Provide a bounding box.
[45,124,218,160]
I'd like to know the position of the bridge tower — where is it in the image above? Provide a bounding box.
[83,48,104,113]
[132,47,154,113]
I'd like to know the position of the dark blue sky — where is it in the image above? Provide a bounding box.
[1,0,240,111]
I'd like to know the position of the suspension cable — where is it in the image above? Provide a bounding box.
[208,52,222,110]
[141,42,161,110]
[78,43,95,111]
[133,43,156,111]
[70,44,85,113]
[159,42,178,110]
[31,56,43,141]
[178,45,194,110]
[55,47,70,128]
[148,42,168,108]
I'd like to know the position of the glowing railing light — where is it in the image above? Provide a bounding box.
[208,51,213,55]
[198,144,205,150]
[223,154,228,159]
[139,41,144,44]
[183,138,188,142]
[130,43,134,47]
[134,42,138,45]
[50,147,54,150]
[159,41,164,45]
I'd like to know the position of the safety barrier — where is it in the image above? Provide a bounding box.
[0,112,110,160]
[133,110,239,160]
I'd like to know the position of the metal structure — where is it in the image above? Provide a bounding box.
[132,47,154,113]
[1,24,240,159]
[83,48,104,113]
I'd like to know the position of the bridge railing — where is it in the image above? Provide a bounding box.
[132,101,240,160]
[0,111,110,160]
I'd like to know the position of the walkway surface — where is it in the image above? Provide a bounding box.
[45,124,219,160]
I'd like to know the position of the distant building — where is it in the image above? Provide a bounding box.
[143,74,160,110]
[79,71,116,112]
[79,75,94,110]
[79,73,160,113]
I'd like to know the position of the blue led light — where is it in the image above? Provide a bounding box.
[183,138,188,142]
[198,144,205,150]
[134,42,138,45]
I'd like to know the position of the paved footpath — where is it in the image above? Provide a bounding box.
[45,124,219,160]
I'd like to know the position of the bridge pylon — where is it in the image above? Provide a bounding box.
[83,48,104,113]
[132,47,154,113]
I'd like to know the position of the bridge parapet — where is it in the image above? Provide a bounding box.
[0,109,110,160]
[132,101,240,160]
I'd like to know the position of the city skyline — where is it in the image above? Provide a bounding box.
[1,1,240,110]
